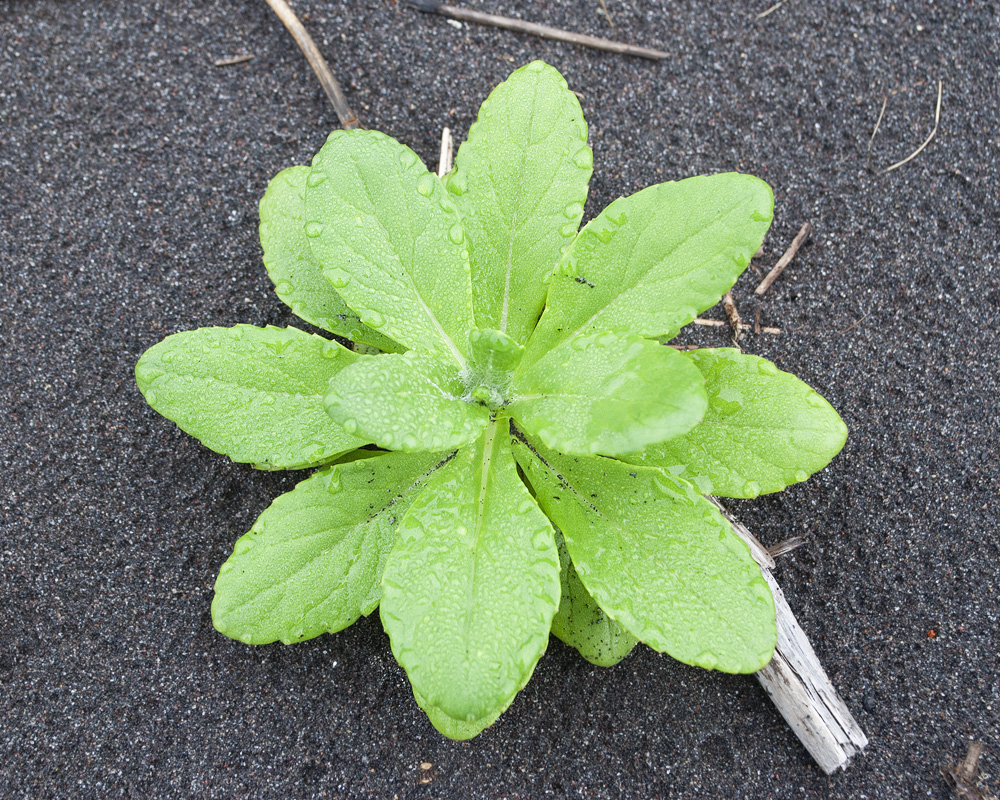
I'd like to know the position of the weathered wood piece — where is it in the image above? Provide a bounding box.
[713,497,869,773]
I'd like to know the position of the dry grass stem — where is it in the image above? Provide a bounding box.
[408,1,668,60]
[754,221,812,296]
[263,0,361,129]
[882,80,943,173]
[437,127,454,177]
[213,54,254,66]
[756,0,792,21]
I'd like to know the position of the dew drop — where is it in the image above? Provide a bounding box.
[416,173,437,197]
[322,341,341,359]
[741,480,761,496]
[806,393,826,409]
[229,328,245,341]
[563,201,584,219]
[756,360,779,377]
[327,268,351,289]
[447,171,468,196]
[696,650,719,670]
[304,221,324,238]
[261,393,276,406]
[572,147,593,169]
[559,221,578,238]
[145,390,157,404]
[234,539,253,556]
[448,223,464,244]
[399,149,419,169]
[306,171,328,187]
[363,311,385,329]
[794,469,809,482]
[343,419,358,434]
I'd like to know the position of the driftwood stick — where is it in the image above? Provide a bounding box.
[944,741,997,800]
[407,1,670,61]
[263,0,361,129]
[754,221,812,296]
[716,500,868,773]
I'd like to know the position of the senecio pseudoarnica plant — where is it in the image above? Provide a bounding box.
[136,61,847,739]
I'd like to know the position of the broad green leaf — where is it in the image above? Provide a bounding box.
[413,686,507,741]
[324,351,488,452]
[623,349,848,497]
[511,435,776,674]
[259,166,405,353]
[551,526,637,667]
[508,332,708,457]
[380,418,560,724]
[446,60,591,344]
[523,174,773,366]
[304,130,474,366]
[212,451,445,644]
[135,325,366,469]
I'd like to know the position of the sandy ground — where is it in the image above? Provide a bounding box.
[2,1,998,797]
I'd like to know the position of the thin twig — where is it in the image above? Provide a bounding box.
[883,80,943,173]
[754,306,762,334]
[761,326,781,334]
[691,318,726,327]
[767,536,807,558]
[214,54,254,66]
[754,221,812,296]
[838,312,871,335]
[722,290,745,343]
[263,0,361,129]
[756,0,792,21]
[407,1,668,60]
[437,127,454,177]
[597,0,615,27]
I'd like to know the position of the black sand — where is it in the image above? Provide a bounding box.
[2,1,998,797]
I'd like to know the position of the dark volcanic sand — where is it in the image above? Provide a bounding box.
[2,2,998,798]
